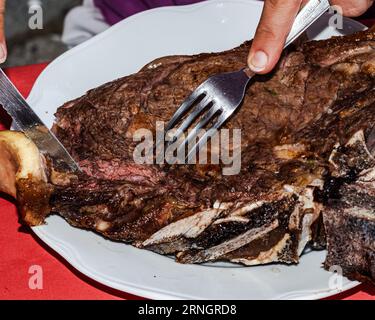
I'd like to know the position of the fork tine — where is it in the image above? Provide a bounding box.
[167,95,213,144]
[177,105,222,156]
[165,85,206,132]
[186,111,229,162]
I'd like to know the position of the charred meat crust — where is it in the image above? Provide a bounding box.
[51,29,374,273]
[3,29,375,281]
[322,127,375,283]
[17,178,53,226]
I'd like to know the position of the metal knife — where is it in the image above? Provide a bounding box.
[0,68,80,172]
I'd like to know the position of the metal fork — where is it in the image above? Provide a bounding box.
[165,0,330,161]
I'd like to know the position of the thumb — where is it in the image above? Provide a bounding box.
[248,0,302,74]
[0,0,7,64]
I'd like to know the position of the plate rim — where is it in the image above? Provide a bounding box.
[32,221,360,300]
[27,0,264,105]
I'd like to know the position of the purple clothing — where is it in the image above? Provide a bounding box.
[94,0,205,25]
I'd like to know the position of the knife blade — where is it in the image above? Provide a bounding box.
[0,68,80,172]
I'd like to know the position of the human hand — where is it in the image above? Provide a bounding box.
[248,0,374,73]
[0,0,6,63]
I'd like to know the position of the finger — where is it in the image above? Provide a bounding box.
[331,0,374,17]
[248,0,303,74]
[0,0,6,63]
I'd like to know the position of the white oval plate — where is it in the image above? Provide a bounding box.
[27,0,366,300]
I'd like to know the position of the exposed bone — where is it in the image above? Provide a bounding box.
[332,62,360,75]
[175,191,315,264]
[95,219,111,232]
[0,131,47,191]
[143,129,374,265]
[298,213,315,255]
[358,167,375,183]
[328,143,341,170]
[229,201,265,217]
[347,130,370,150]
[142,203,230,247]
[329,130,375,177]
[213,216,250,225]
[0,131,51,225]
[287,186,322,255]
[345,206,375,221]
[177,220,279,264]
[230,234,291,266]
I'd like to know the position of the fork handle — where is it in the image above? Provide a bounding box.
[284,0,331,48]
[244,0,331,78]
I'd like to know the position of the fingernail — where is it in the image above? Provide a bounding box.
[0,44,7,64]
[248,50,268,72]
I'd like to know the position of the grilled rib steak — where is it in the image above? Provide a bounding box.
[1,28,374,283]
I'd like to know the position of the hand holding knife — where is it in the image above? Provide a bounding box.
[0,68,80,172]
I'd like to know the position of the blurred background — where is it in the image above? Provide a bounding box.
[4,0,80,67]
[3,0,375,68]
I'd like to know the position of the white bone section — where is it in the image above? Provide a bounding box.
[95,220,111,232]
[230,234,290,266]
[288,186,322,255]
[298,214,314,256]
[329,131,374,176]
[288,205,300,231]
[328,142,341,169]
[345,206,375,220]
[0,131,47,182]
[213,200,233,210]
[358,167,375,183]
[346,130,374,161]
[229,201,265,217]
[346,130,365,146]
[213,216,250,225]
[181,220,279,262]
[145,130,375,262]
[142,207,226,247]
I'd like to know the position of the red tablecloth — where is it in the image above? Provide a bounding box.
[0,62,374,300]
